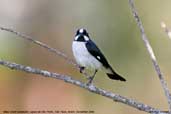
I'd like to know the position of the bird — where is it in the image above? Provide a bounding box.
[72,28,126,84]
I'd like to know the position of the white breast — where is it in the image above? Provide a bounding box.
[72,41,102,69]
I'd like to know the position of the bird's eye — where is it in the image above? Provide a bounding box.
[82,30,89,37]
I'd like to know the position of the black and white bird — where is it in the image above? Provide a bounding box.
[72,28,126,83]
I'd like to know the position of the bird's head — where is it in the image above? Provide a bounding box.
[74,28,90,42]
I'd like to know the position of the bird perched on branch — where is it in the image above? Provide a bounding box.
[72,28,126,84]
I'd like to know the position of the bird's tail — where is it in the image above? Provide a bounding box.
[105,65,126,81]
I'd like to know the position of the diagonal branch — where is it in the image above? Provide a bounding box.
[0,59,167,114]
[128,0,171,112]
[0,27,89,78]
[0,27,77,67]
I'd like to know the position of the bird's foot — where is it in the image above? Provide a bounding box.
[79,66,85,73]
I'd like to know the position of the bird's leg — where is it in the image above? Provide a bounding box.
[87,69,98,85]
[79,66,85,73]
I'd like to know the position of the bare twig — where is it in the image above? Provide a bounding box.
[0,59,167,114]
[161,22,171,39]
[128,0,171,112]
[0,27,90,78]
[0,27,77,66]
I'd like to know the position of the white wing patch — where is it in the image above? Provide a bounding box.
[97,56,101,60]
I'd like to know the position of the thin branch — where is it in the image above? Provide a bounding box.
[128,0,171,112]
[161,21,171,39]
[0,26,90,78]
[0,27,77,66]
[0,59,167,114]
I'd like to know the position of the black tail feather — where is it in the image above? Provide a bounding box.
[106,65,126,82]
[107,73,126,81]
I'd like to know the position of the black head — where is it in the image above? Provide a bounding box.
[75,28,89,37]
[74,28,90,42]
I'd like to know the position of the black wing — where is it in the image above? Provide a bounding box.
[86,40,126,81]
[85,40,110,68]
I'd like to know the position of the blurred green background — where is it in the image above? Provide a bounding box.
[0,0,171,114]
